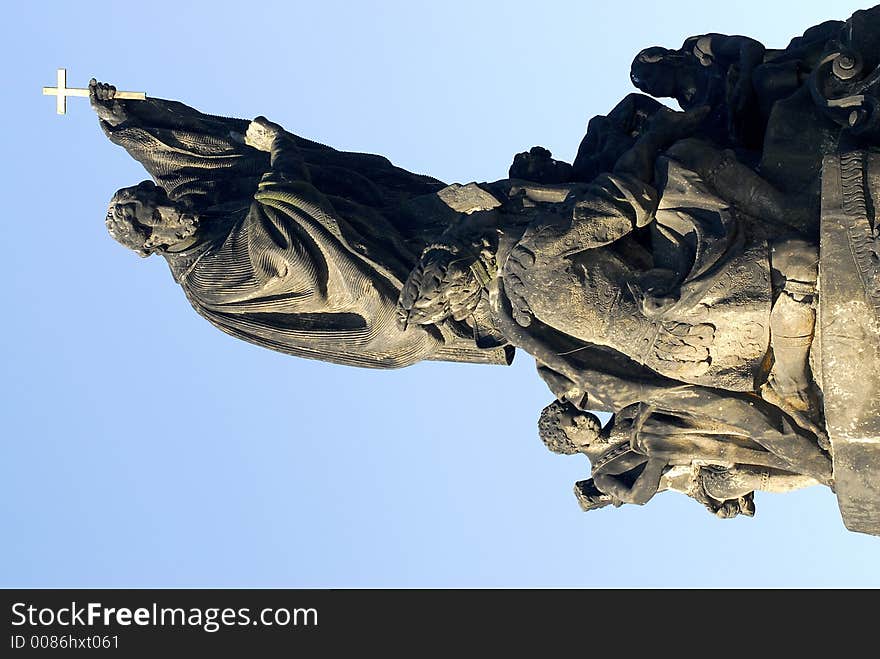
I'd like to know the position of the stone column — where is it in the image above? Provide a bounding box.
[818,150,880,536]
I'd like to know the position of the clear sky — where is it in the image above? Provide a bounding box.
[3,0,880,587]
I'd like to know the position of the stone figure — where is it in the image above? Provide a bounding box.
[397,107,833,483]
[84,4,880,535]
[539,399,818,518]
[630,33,767,148]
[92,83,512,369]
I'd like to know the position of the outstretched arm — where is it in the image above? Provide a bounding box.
[593,457,667,506]
[90,79,257,136]
[90,79,269,206]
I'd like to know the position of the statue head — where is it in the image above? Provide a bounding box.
[538,400,602,455]
[105,180,199,257]
[630,47,684,99]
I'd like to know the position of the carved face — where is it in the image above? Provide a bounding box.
[538,400,602,455]
[630,47,680,98]
[561,411,602,451]
[106,181,198,257]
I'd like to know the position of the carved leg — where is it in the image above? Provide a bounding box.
[638,391,833,486]
[700,465,819,499]
[665,138,814,233]
[767,291,815,409]
[613,106,711,183]
[764,238,827,446]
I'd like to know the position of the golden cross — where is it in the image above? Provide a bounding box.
[42,68,146,115]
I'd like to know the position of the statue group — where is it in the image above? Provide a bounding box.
[89,5,880,534]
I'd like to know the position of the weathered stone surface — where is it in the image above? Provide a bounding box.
[436,183,502,214]
[819,151,880,535]
[86,6,880,534]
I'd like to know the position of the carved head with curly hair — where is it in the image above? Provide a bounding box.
[538,400,603,455]
[105,180,200,257]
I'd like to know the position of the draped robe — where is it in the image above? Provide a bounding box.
[101,98,512,368]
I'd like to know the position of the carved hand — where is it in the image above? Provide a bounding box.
[396,244,485,330]
[89,79,127,125]
[501,242,538,327]
[245,116,284,152]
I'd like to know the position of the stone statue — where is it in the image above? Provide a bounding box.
[539,399,818,519]
[91,85,511,369]
[80,5,880,536]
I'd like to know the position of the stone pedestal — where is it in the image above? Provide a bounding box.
[818,151,880,536]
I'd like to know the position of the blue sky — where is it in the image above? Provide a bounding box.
[3,0,879,587]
